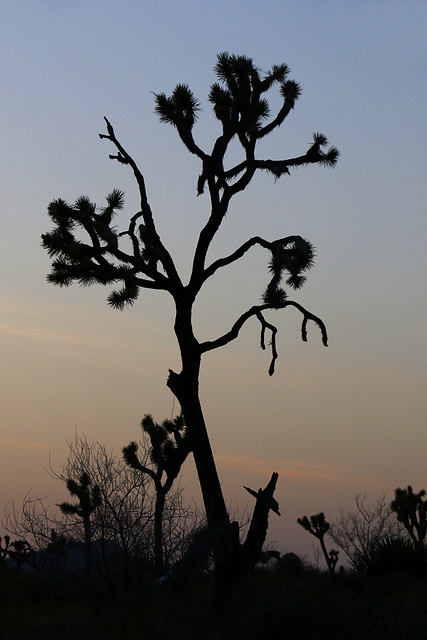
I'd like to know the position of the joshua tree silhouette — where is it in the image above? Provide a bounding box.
[42,53,339,593]
[123,413,191,568]
[58,472,102,576]
[297,512,339,573]
[391,486,427,551]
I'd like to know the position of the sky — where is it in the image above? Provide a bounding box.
[0,0,426,563]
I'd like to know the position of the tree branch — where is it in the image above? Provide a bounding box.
[224,145,339,182]
[117,210,172,291]
[203,234,304,283]
[132,276,168,290]
[176,126,208,161]
[99,118,183,290]
[256,310,279,376]
[203,236,271,282]
[100,117,149,207]
[200,301,328,375]
[254,88,299,140]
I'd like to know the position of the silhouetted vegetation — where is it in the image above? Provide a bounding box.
[1,547,427,639]
[3,425,201,582]
[41,52,339,587]
[2,440,427,637]
[391,486,427,552]
[58,471,101,577]
[12,51,420,636]
[0,476,427,640]
[123,413,191,568]
[329,492,404,569]
[297,512,339,573]
[352,536,426,578]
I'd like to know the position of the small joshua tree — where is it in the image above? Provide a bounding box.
[59,471,102,576]
[298,512,339,573]
[123,413,191,568]
[43,529,70,573]
[391,486,427,551]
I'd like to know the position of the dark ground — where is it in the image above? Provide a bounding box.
[1,563,427,640]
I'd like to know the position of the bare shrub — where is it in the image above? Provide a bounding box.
[329,493,404,568]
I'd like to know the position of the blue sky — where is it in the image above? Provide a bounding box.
[1,0,426,560]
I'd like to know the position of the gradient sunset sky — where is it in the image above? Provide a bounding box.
[1,0,426,561]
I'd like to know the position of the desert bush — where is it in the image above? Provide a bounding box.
[352,536,426,578]
[329,493,403,568]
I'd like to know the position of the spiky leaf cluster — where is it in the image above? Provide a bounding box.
[122,441,140,469]
[305,131,340,168]
[263,237,315,306]
[154,52,338,198]
[42,191,123,261]
[154,84,201,129]
[139,413,191,483]
[107,277,139,310]
[297,512,330,539]
[59,472,101,518]
[42,190,147,308]
[209,52,300,140]
[352,536,423,578]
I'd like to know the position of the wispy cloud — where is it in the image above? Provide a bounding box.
[0,295,162,349]
[216,453,378,488]
[0,298,81,341]
[0,439,51,451]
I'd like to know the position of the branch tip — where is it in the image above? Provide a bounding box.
[103,116,114,137]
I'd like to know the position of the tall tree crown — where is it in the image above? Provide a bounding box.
[42,53,338,374]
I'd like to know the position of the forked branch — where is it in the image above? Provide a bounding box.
[200,301,328,375]
[202,234,304,284]
[99,118,182,289]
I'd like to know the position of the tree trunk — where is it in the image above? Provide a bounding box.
[242,472,279,574]
[167,367,229,530]
[167,296,279,612]
[83,514,92,578]
[153,486,166,568]
[168,296,230,530]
